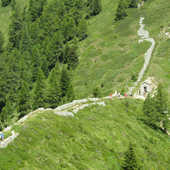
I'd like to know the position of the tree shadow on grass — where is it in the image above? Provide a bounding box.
[138,118,167,135]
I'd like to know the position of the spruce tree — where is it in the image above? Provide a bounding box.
[63,41,70,64]
[129,0,138,8]
[67,45,78,70]
[60,67,70,97]
[0,30,4,53]
[122,142,142,170]
[0,100,13,122]
[32,69,45,110]
[30,22,39,46]
[6,87,15,105]
[72,36,79,50]
[31,45,40,82]
[57,2,66,20]
[143,94,159,128]
[46,69,60,108]
[17,81,30,117]
[41,56,49,79]
[46,31,63,69]
[77,19,88,41]
[1,0,11,7]
[20,22,31,53]
[68,17,77,40]
[67,83,75,102]
[8,7,22,50]
[155,83,169,131]
[115,0,128,21]
[92,0,102,15]
[11,0,16,11]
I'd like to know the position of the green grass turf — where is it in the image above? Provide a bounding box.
[0,98,170,169]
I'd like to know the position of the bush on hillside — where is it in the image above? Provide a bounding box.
[92,87,100,97]
[1,0,11,7]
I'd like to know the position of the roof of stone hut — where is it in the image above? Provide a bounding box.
[140,78,152,85]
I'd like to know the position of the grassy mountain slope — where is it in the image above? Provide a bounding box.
[0,98,170,169]
[72,0,170,98]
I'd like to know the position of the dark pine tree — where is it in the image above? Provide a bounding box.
[1,0,11,7]
[67,83,75,102]
[63,41,70,64]
[17,81,30,118]
[30,22,39,46]
[32,69,45,110]
[115,0,128,21]
[20,22,31,54]
[67,45,78,70]
[143,93,159,128]
[77,19,88,41]
[122,142,142,170]
[155,83,169,131]
[11,0,16,11]
[0,99,13,122]
[0,30,4,53]
[60,67,70,97]
[129,0,138,8]
[41,56,49,79]
[68,17,76,40]
[31,45,40,82]
[8,7,22,50]
[46,69,60,108]
[46,31,63,69]
[92,0,102,15]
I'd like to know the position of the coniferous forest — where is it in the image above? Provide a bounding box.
[0,0,102,128]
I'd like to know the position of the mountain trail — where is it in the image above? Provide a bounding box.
[128,17,156,94]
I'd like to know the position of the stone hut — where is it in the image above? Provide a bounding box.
[140,78,152,95]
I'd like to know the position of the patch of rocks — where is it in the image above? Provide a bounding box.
[55,99,88,111]
[54,111,74,117]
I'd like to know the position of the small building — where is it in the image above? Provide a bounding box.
[140,78,152,95]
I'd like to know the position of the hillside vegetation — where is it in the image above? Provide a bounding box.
[1,98,170,169]
[72,0,170,98]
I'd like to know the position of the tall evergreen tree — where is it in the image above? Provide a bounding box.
[1,0,11,7]
[115,0,128,21]
[67,83,75,102]
[0,99,13,122]
[60,67,70,97]
[128,0,138,8]
[11,0,16,11]
[28,0,46,21]
[8,7,22,50]
[32,69,45,110]
[31,46,40,81]
[41,56,49,79]
[20,22,31,53]
[67,45,78,70]
[143,93,159,128]
[68,17,77,40]
[57,2,66,20]
[63,41,70,64]
[122,142,142,170]
[155,83,169,131]
[92,0,102,15]
[0,30,4,53]
[17,81,30,117]
[46,31,63,69]
[77,19,88,41]
[46,69,60,108]
[30,22,39,46]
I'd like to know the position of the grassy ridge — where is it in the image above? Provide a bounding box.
[0,98,170,169]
